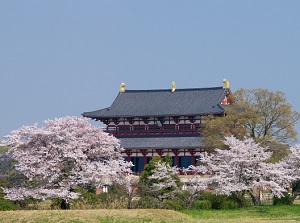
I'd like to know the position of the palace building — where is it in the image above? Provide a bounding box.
[82,80,231,173]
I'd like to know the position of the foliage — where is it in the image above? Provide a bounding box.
[0,152,27,197]
[291,180,300,203]
[138,155,180,199]
[190,136,293,207]
[0,197,16,211]
[0,116,132,208]
[278,144,300,203]
[0,146,8,154]
[136,155,181,209]
[162,199,185,211]
[196,191,240,210]
[136,189,201,211]
[171,189,201,210]
[0,153,13,185]
[202,106,248,151]
[159,189,200,211]
[202,88,300,156]
[139,155,172,183]
[273,192,293,205]
[71,184,130,209]
[0,146,14,183]
[148,161,180,200]
[192,200,212,210]
[136,195,162,209]
[265,142,290,163]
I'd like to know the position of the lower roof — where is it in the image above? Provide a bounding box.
[118,135,203,149]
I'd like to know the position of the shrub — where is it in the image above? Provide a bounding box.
[273,193,293,205]
[136,196,162,209]
[198,191,239,209]
[163,199,185,211]
[0,198,16,211]
[219,200,238,209]
[192,200,212,210]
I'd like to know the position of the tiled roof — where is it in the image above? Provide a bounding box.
[119,135,203,149]
[82,87,229,118]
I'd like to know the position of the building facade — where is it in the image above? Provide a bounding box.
[82,81,231,173]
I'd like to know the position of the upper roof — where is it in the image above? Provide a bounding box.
[82,86,230,119]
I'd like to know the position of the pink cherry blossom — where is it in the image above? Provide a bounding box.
[1,116,133,202]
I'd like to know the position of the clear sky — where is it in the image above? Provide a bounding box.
[1,1,300,140]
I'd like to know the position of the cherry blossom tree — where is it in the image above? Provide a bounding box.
[279,144,300,203]
[0,116,132,208]
[190,136,293,207]
[137,156,181,208]
[148,161,180,201]
[179,167,207,209]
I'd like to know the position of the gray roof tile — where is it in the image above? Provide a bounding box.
[119,135,203,149]
[82,87,229,118]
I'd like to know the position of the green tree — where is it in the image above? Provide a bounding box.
[137,155,181,208]
[202,88,300,159]
[138,155,173,186]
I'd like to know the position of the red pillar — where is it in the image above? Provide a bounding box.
[172,149,180,167]
[188,149,196,166]
[140,149,148,167]
[125,149,132,162]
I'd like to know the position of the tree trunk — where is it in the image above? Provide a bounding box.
[250,193,261,206]
[249,188,261,206]
[60,199,70,210]
[127,193,133,209]
[232,192,245,208]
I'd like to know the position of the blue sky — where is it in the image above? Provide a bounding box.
[1,1,300,139]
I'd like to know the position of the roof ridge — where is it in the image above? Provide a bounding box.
[123,86,224,93]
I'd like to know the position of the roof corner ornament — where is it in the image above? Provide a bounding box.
[119,83,126,93]
[223,79,230,89]
[171,81,176,92]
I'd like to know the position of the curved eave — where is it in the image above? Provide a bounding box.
[82,107,225,119]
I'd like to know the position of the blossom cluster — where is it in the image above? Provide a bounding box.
[188,136,300,199]
[1,116,132,201]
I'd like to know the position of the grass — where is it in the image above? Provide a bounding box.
[0,209,193,223]
[182,205,300,222]
[1,205,300,223]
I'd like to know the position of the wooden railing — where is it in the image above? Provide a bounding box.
[106,124,201,136]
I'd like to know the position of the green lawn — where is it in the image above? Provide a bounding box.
[182,205,300,223]
[1,205,300,223]
[0,209,192,223]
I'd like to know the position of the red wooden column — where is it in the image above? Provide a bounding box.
[172,116,180,133]
[188,149,196,165]
[142,117,150,134]
[188,116,196,134]
[100,118,110,133]
[140,149,148,167]
[113,118,120,135]
[125,149,132,162]
[172,149,180,167]
[127,117,135,134]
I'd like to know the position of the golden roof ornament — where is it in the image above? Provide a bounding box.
[119,83,126,92]
[223,79,230,89]
[171,81,176,92]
